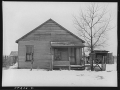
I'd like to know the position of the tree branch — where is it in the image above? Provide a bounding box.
[93,23,109,47]
[73,15,91,37]
[81,11,91,28]
[93,39,108,48]
[93,24,106,37]
[73,3,112,51]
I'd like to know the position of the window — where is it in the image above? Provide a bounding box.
[26,45,34,61]
[54,48,61,61]
[54,48,68,61]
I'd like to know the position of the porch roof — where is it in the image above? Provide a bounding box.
[51,42,85,47]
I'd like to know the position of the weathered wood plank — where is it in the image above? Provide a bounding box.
[19,60,51,69]
[20,21,81,42]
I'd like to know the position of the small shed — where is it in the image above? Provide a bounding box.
[89,50,109,71]
[9,51,18,65]
[92,50,114,64]
[93,50,109,64]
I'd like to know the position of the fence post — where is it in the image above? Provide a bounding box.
[101,56,106,71]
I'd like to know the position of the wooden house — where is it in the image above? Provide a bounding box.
[16,19,85,70]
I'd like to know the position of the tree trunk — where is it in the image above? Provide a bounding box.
[91,26,94,71]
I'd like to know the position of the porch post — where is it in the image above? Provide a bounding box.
[81,47,83,65]
[83,47,85,66]
[52,54,53,70]
[68,47,71,70]
[79,47,80,65]
[79,47,82,65]
[51,47,54,70]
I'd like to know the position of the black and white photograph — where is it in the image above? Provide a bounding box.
[2,2,117,87]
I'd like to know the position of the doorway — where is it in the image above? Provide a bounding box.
[69,48,76,65]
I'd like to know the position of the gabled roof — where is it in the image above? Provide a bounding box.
[16,18,85,43]
[10,51,18,56]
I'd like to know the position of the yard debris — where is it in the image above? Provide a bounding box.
[96,75,104,80]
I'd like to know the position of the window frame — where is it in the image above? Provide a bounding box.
[25,45,34,62]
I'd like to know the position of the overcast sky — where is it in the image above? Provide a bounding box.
[3,2,117,55]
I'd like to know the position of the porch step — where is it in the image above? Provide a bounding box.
[70,65,85,70]
[53,65,85,70]
[53,66,69,70]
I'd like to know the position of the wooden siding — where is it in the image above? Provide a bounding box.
[18,41,52,69]
[20,20,82,44]
[107,53,114,64]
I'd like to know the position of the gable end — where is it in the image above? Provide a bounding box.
[16,19,85,43]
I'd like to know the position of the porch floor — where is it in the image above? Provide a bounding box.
[70,65,85,67]
[70,65,85,70]
[53,65,85,70]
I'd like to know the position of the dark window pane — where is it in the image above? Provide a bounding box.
[26,45,34,61]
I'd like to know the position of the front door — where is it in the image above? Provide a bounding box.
[70,48,76,65]
[54,48,68,61]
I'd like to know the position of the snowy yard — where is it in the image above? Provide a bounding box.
[2,63,117,87]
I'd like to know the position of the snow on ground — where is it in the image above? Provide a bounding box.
[2,63,117,87]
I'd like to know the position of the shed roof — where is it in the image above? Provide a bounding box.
[16,18,85,43]
[10,51,18,56]
[93,50,109,53]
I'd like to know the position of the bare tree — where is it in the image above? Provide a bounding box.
[73,3,113,53]
[73,3,115,71]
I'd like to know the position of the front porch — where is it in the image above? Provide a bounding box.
[50,42,85,70]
